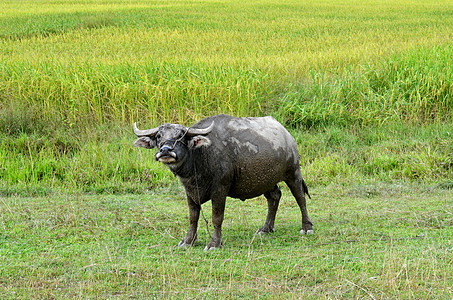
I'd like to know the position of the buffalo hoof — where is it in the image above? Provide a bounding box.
[255,226,275,235]
[204,239,222,251]
[299,229,314,235]
[177,238,196,248]
[204,245,221,251]
[177,241,191,248]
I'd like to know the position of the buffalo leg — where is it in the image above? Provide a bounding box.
[256,185,282,234]
[285,170,313,234]
[178,198,200,247]
[204,196,226,250]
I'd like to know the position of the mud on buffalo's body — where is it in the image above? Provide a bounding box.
[133,114,313,250]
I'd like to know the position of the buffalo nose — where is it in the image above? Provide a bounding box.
[159,145,173,153]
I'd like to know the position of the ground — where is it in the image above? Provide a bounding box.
[1,183,452,298]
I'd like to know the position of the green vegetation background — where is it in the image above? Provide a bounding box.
[1,0,452,195]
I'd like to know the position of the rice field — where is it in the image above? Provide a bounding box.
[1,0,452,125]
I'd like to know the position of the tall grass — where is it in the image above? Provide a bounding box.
[2,0,452,125]
[1,0,452,193]
[0,61,267,126]
[277,46,453,128]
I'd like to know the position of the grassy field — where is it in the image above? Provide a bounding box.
[1,185,452,298]
[1,0,453,298]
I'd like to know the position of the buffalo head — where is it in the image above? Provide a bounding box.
[133,121,214,165]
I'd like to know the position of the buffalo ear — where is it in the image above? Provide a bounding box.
[133,137,157,149]
[188,135,211,149]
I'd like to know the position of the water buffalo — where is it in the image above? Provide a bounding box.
[133,114,313,250]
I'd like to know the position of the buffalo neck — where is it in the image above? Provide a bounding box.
[167,150,196,179]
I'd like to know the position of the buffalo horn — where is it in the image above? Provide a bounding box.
[186,121,214,136]
[133,122,159,137]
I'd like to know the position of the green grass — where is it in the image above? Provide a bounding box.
[295,123,453,185]
[277,45,453,128]
[1,185,452,298]
[1,122,451,196]
[0,1,453,296]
